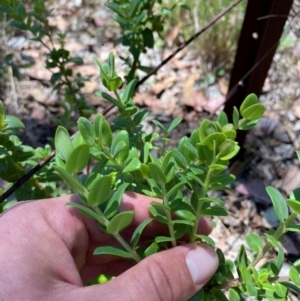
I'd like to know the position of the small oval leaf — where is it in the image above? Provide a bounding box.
[66,144,90,174]
[88,175,111,206]
[106,211,135,234]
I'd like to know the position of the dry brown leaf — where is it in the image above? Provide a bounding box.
[183,73,198,97]
[217,77,228,95]
[84,81,98,93]
[202,96,225,114]
[182,89,206,112]
[134,92,154,106]
[153,75,176,95]
[24,62,54,81]
[48,15,69,31]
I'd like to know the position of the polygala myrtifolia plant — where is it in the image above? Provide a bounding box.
[52,52,300,301]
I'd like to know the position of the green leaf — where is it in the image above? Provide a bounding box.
[287,199,300,214]
[144,242,159,257]
[228,288,243,301]
[88,175,111,206]
[200,197,224,206]
[203,132,227,150]
[289,266,300,286]
[233,107,239,128]
[108,52,115,78]
[130,218,154,248]
[276,249,284,272]
[202,206,229,216]
[172,149,187,169]
[241,104,265,120]
[217,111,228,127]
[286,224,300,231]
[123,158,141,173]
[121,79,137,104]
[4,115,25,130]
[155,236,174,244]
[281,281,300,295]
[148,163,167,184]
[199,119,211,142]
[78,117,95,146]
[274,283,288,298]
[246,282,257,297]
[94,246,132,259]
[173,202,196,220]
[218,140,236,155]
[95,91,120,108]
[240,265,252,283]
[245,233,263,252]
[50,72,61,85]
[213,289,229,301]
[148,206,167,223]
[265,233,282,249]
[236,245,250,269]
[67,56,84,64]
[93,114,112,147]
[133,109,149,126]
[104,183,129,218]
[143,142,151,163]
[194,234,215,247]
[209,173,235,189]
[54,166,88,197]
[238,118,261,130]
[220,144,240,161]
[240,93,258,114]
[290,187,300,201]
[152,120,165,131]
[223,129,237,140]
[111,130,129,162]
[265,186,288,223]
[106,211,135,234]
[66,144,90,174]
[66,202,105,223]
[167,118,182,133]
[166,182,186,198]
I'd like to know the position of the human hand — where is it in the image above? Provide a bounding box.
[0,193,218,301]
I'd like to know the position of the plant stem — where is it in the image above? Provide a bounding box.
[161,185,176,247]
[114,233,141,262]
[248,212,298,269]
[189,159,216,243]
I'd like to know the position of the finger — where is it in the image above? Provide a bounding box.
[67,244,219,301]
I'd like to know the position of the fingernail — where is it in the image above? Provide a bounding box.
[185,245,218,285]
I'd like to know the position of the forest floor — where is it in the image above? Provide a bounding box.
[2,0,300,290]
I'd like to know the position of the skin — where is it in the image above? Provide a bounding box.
[0,193,218,301]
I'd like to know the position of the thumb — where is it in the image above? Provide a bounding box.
[79,244,219,301]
